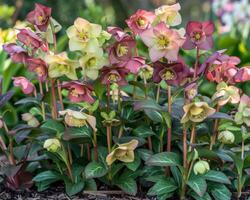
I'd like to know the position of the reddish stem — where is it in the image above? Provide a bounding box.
[193,48,200,79]
[166,85,172,152]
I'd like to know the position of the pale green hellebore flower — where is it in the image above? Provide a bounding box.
[193,160,210,175]
[44,138,61,152]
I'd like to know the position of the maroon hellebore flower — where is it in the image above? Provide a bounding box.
[17,29,46,51]
[3,43,29,64]
[125,9,156,35]
[13,76,35,95]
[26,58,48,82]
[26,3,52,32]
[183,21,215,50]
[62,81,94,103]
[107,26,129,42]
[153,61,191,86]
[100,66,129,86]
[184,82,198,101]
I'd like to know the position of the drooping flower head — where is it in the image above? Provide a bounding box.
[106,139,138,165]
[234,67,250,83]
[140,22,185,62]
[17,29,46,51]
[212,82,240,106]
[125,9,156,35]
[183,21,215,50]
[181,102,216,123]
[153,61,191,86]
[45,52,78,80]
[100,66,129,86]
[66,18,110,53]
[26,58,48,82]
[193,160,210,175]
[13,76,35,95]
[155,3,182,26]
[235,94,250,126]
[22,113,40,127]
[62,81,94,103]
[79,52,108,80]
[3,43,29,64]
[185,82,198,101]
[218,130,235,144]
[26,3,52,32]
[44,138,61,152]
[138,64,154,80]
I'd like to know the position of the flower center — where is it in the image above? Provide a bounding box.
[190,106,206,119]
[163,69,175,80]
[71,89,79,97]
[136,17,147,28]
[192,32,203,42]
[116,44,128,57]
[86,57,97,68]
[157,35,169,49]
[78,30,88,42]
[34,66,43,76]
[108,74,119,82]
[37,15,44,23]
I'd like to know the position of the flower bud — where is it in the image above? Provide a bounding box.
[218,130,235,144]
[43,138,61,152]
[22,113,40,127]
[193,160,210,175]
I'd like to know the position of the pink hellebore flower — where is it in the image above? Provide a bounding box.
[153,61,191,86]
[62,81,94,103]
[17,29,46,51]
[125,9,156,35]
[234,67,250,83]
[26,3,52,32]
[140,22,185,62]
[100,66,129,86]
[13,76,35,95]
[3,43,29,64]
[107,27,129,41]
[183,21,215,50]
[26,58,48,82]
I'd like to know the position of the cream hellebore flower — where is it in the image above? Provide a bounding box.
[235,94,250,126]
[79,52,109,80]
[193,160,210,175]
[66,17,110,54]
[155,3,182,26]
[22,113,40,127]
[43,138,61,152]
[106,139,139,166]
[218,130,235,144]
[181,102,216,123]
[59,109,96,131]
[46,52,79,80]
[212,82,240,106]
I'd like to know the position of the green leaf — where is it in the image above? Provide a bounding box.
[208,112,233,121]
[204,170,231,184]
[133,126,155,138]
[85,161,108,179]
[210,183,231,200]
[171,166,182,187]
[125,153,141,171]
[144,109,163,123]
[41,119,65,133]
[94,79,105,99]
[148,177,177,196]
[115,177,137,196]
[15,96,41,105]
[65,181,85,196]
[191,192,212,200]
[187,176,207,197]
[63,126,92,143]
[85,179,97,191]
[137,148,153,161]
[146,152,181,167]
[33,170,60,182]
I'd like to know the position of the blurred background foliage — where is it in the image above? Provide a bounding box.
[0,0,250,126]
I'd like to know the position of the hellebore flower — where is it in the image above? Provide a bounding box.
[21,113,40,127]
[79,52,109,80]
[100,66,129,86]
[205,53,240,83]
[235,94,250,126]
[218,130,235,144]
[43,138,61,152]
[234,67,250,83]
[66,18,107,53]
[212,82,240,106]
[59,109,96,130]
[3,43,29,64]
[62,81,94,103]
[181,102,216,123]
[13,76,35,95]
[155,3,182,26]
[26,58,48,82]
[153,61,191,86]
[17,29,45,51]
[125,9,156,35]
[185,82,198,101]
[182,21,214,50]
[140,22,185,62]
[26,3,52,32]
[193,160,210,175]
[45,52,78,80]
[138,64,154,80]
[106,139,138,165]
[107,26,128,41]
